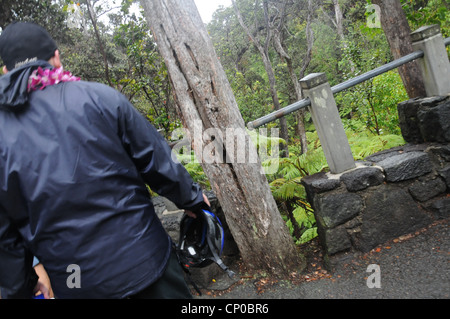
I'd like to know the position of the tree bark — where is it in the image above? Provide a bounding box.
[372,0,426,98]
[140,0,305,276]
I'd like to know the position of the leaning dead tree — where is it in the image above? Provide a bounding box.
[140,0,305,276]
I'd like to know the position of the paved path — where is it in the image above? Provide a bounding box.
[198,218,449,299]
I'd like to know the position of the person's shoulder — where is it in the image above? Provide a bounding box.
[64,80,126,103]
[67,80,119,95]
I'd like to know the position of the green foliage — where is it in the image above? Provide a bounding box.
[337,70,409,136]
[401,0,450,37]
[112,14,180,138]
[288,206,318,245]
[264,132,327,245]
[229,71,272,124]
[177,153,211,190]
[347,127,406,160]
[308,22,342,85]
[401,0,450,57]
[331,19,409,140]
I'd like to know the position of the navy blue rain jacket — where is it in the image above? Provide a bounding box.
[0,61,204,298]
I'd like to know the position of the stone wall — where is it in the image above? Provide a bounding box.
[302,95,450,270]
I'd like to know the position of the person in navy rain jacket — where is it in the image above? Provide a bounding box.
[0,22,209,299]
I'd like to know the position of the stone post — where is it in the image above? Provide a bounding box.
[300,73,355,174]
[411,25,450,96]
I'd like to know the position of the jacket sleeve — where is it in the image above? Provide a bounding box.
[0,207,38,299]
[114,93,205,211]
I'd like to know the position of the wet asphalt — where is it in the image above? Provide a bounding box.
[198,218,449,299]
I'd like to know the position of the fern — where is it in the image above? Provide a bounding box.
[346,126,405,160]
[264,132,326,245]
[271,176,305,201]
[298,227,318,245]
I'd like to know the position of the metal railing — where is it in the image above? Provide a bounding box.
[248,35,450,130]
[247,25,450,174]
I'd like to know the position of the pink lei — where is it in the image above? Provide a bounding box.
[28,67,80,92]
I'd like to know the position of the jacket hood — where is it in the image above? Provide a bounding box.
[0,60,52,112]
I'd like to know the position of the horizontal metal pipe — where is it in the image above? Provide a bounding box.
[247,51,423,129]
[247,98,310,129]
[445,37,450,46]
[247,37,450,129]
[331,50,424,95]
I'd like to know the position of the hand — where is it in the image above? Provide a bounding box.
[185,193,211,218]
[202,193,211,207]
[33,280,51,299]
[33,263,54,299]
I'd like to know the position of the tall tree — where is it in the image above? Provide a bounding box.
[320,0,357,73]
[83,0,115,87]
[113,16,177,137]
[140,0,305,276]
[371,0,426,98]
[271,0,314,154]
[232,0,290,157]
[206,6,250,75]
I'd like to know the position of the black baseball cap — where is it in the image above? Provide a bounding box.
[0,22,58,71]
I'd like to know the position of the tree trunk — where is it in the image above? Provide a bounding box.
[333,0,344,41]
[272,0,314,154]
[140,0,305,277]
[372,0,426,98]
[322,0,356,73]
[85,0,114,87]
[232,0,289,157]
